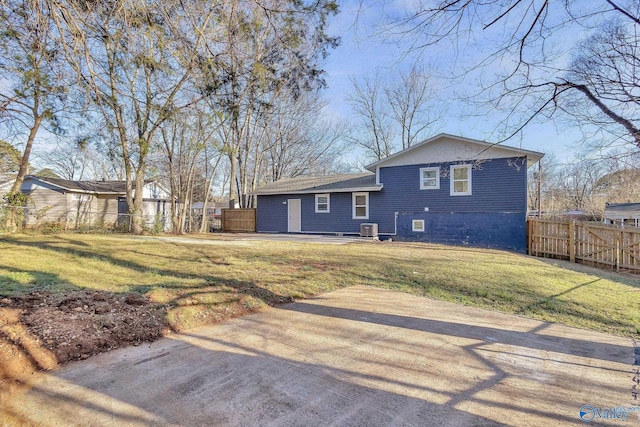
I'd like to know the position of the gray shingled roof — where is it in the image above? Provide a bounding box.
[604,203,640,214]
[254,173,382,195]
[26,175,149,194]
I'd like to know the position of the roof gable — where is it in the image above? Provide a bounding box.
[365,134,544,172]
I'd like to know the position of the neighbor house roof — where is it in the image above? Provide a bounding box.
[365,133,545,172]
[28,176,128,194]
[253,173,382,195]
[604,203,640,218]
[23,175,161,195]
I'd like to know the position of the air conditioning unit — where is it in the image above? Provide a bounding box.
[360,223,379,238]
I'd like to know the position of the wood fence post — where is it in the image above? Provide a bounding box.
[616,230,621,273]
[529,219,535,256]
[569,220,575,263]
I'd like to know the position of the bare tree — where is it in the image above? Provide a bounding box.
[553,160,605,219]
[158,106,223,234]
[385,64,441,150]
[527,154,561,214]
[561,21,640,146]
[262,92,347,182]
[40,138,91,180]
[0,0,68,194]
[347,74,394,160]
[594,149,640,203]
[50,0,213,234]
[200,0,340,207]
[381,1,640,149]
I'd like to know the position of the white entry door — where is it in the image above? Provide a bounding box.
[288,199,301,233]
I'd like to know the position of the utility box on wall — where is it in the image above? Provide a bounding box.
[360,223,379,238]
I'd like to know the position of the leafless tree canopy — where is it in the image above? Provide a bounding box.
[383,0,640,150]
[1,0,343,232]
[348,64,441,161]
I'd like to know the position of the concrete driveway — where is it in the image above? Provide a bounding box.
[3,286,637,426]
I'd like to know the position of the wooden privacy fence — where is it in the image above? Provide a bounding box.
[528,218,640,273]
[222,208,256,232]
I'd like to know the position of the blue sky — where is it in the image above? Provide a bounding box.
[319,0,595,164]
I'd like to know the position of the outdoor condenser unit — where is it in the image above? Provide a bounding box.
[360,223,379,238]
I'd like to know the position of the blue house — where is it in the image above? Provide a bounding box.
[254,134,544,251]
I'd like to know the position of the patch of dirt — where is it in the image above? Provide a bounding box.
[0,290,170,366]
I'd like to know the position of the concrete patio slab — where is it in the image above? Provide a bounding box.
[2,286,637,426]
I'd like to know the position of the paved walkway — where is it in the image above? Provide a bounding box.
[3,286,637,426]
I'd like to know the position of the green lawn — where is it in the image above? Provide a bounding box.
[1,233,639,336]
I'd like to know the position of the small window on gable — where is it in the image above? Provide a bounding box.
[450,164,472,196]
[315,194,330,213]
[420,167,440,190]
[352,192,369,219]
[412,219,425,232]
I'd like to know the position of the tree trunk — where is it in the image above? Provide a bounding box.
[228,146,239,208]
[199,154,223,233]
[132,171,146,234]
[10,115,43,194]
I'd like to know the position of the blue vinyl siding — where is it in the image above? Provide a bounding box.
[256,195,289,232]
[256,156,529,250]
[395,212,527,251]
[376,157,527,215]
[257,193,368,233]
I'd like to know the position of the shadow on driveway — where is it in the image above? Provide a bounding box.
[2,286,635,426]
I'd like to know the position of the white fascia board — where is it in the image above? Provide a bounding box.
[255,185,383,196]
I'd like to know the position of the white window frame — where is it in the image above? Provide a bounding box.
[412,219,425,232]
[450,164,472,196]
[419,167,440,190]
[352,192,369,219]
[315,193,330,213]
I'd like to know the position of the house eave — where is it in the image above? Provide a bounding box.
[255,185,383,196]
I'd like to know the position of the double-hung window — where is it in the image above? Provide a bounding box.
[352,192,369,219]
[315,194,330,213]
[420,167,440,190]
[450,164,472,196]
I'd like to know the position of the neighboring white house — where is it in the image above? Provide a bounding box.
[19,175,173,230]
[603,202,640,227]
[0,180,13,200]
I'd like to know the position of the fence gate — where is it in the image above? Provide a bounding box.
[528,218,640,273]
[222,208,256,233]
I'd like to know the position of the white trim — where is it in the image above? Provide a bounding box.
[352,192,369,219]
[419,167,440,190]
[412,219,425,232]
[315,193,330,213]
[375,167,380,185]
[450,164,472,196]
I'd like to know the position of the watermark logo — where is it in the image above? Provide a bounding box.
[579,405,640,422]
[579,406,596,422]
